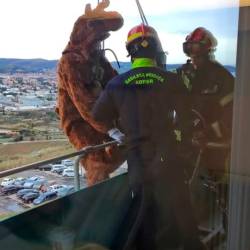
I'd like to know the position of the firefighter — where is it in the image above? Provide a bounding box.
[92,24,205,250]
[176,27,234,177]
[175,27,234,229]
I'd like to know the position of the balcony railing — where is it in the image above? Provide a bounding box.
[0,140,118,191]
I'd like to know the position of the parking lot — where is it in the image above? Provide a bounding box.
[0,168,87,216]
[0,162,127,218]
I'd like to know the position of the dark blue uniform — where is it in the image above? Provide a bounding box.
[93,65,204,250]
[93,66,176,182]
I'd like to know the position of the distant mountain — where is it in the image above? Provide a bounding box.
[0,58,58,73]
[112,62,183,73]
[0,58,235,74]
[112,62,235,74]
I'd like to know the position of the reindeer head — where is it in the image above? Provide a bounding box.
[69,0,123,47]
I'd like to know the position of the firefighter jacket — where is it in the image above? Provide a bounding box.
[92,62,182,185]
[176,60,234,143]
[175,60,234,172]
[92,65,178,157]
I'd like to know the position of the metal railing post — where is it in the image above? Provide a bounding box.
[74,154,85,191]
[73,141,118,191]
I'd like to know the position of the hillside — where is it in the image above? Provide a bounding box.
[0,58,58,73]
[0,58,235,74]
[0,140,74,171]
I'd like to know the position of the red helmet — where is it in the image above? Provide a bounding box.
[126,24,166,68]
[183,27,217,56]
[126,24,159,46]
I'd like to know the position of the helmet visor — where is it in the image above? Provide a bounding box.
[183,42,205,56]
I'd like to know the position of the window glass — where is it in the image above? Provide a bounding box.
[1,1,249,250]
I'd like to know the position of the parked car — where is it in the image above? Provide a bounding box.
[23,176,46,188]
[22,191,40,203]
[62,168,75,177]
[1,185,23,195]
[53,160,62,164]
[1,177,16,187]
[26,176,45,182]
[37,164,52,171]
[56,186,75,198]
[32,180,48,190]
[49,184,67,192]
[14,177,26,186]
[51,164,67,174]
[33,191,57,205]
[61,159,74,167]
[16,188,39,198]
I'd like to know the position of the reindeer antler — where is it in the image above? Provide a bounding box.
[84,3,92,16]
[84,0,111,18]
[95,0,110,12]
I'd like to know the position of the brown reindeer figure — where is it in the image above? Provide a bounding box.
[56,0,124,186]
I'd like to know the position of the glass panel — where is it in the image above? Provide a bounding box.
[1,1,249,250]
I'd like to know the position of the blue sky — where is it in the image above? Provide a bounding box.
[146,7,239,65]
[0,0,239,65]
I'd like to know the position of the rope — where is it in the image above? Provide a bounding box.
[96,0,105,51]
[135,0,148,25]
[104,48,121,68]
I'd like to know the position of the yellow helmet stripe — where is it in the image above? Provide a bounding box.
[127,31,155,43]
[127,32,143,42]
